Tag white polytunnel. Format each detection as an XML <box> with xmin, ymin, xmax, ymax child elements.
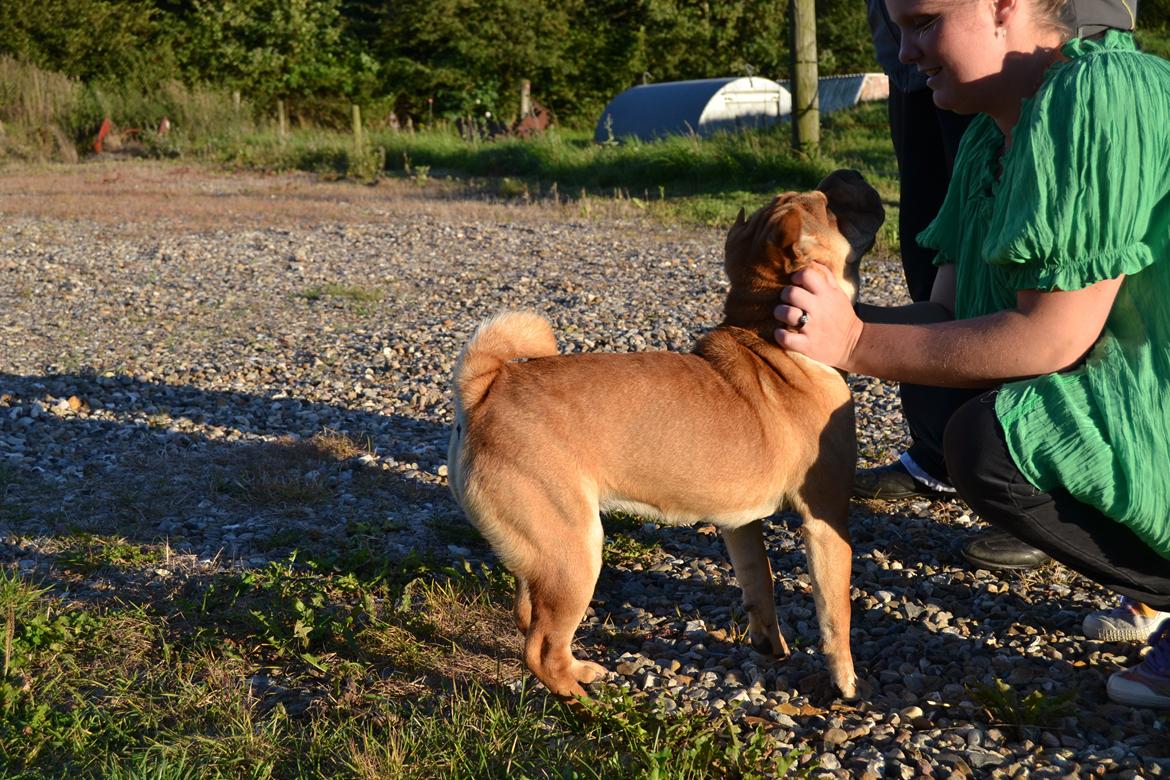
<box><xmin>594</xmin><ymin>73</ymin><xmax>889</xmax><ymax>144</ymax></box>
<box><xmin>593</xmin><ymin>77</ymin><xmax>791</xmax><ymax>143</ymax></box>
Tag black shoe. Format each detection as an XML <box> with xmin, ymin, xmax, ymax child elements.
<box><xmin>961</xmin><ymin>530</ymin><xmax>1052</xmax><ymax>571</ymax></box>
<box><xmin>854</xmin><ymin>462</ymin><xmax>949</xmax><ymax>500</ymax></box>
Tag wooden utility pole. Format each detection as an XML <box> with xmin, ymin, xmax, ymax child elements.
<box><xmin>352</xmin><ymin>104</ymin><xmax>364</xmax><ymax>148</ymax></box>
<box><xmin>519</xmin><ymin>79</ymin><xmax>532</xmax><ymax>117</ymax></box>
<box><xmin>277</xmin><ymin>100</ymin><xmax>288</xmax><ymax>140</ymax></box>
<box><xmin>789</xmin><ymin>0</ymin><xmax>819</xmax><ymax>152</ymax></box>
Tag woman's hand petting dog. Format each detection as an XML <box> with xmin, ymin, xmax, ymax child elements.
<box><xmin>774</xmin><ymin>263</ymin><xmax>864</xmax><ymax>371</ymax></box>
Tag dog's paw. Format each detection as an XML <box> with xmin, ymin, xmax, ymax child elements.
<box><xmin>796</xmin><ymin>670</ymin><xmax>857</xmax><ymax>705</ymax></box>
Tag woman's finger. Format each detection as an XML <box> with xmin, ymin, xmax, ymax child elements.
<box><xmin>774</xmin><ymin>303</ymin><xmax>807</xmax><ymax>329</ymax></box>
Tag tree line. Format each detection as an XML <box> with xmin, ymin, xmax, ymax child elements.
<box><xmin>0</xmin><ymin>0</ymin><xmax>876</xmax><ymax>128</ymax></box>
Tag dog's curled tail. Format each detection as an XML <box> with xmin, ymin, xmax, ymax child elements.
<box><xmin>454</xmin><ymin>310</ymin><xmax>558</xmax><ymax>411</ymax></box>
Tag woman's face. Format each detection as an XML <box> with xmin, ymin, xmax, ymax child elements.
<box><xmin>886</xmin><ymin>0</ymin><xmax>1006</xmax><ymax>114</ymax></box>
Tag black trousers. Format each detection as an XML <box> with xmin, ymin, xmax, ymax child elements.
<box><xmin>887</xmin><ymin>88</ymin><xmax>974</xmax><ymax>303</ymax></box>
<box><xmin>916</xmin><ymin>387</ymin><xmax>1170</xmax><ymax>610</ymax></box>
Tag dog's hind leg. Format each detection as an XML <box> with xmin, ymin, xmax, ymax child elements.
<box><xmin>721</xmin><ymin>520</ymin><xmax>789</xmax><ymax>658</ymax></box>
<box><xmin>521</xmin><ymin>509</ymin><xmax>607</xmax><ymax>698</ymax></box>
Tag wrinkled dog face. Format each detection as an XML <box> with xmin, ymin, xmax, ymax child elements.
<box><xmin>723</xmin><ymin>170</ymin><xmax>885</xmax><ymax>303</ymax></box>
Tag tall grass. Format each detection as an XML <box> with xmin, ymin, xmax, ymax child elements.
<box><xmin>0</xmin><ymin>56</ymin><xmax>82</xmax><ymax>129</ymax></box>
<box><xmin>0</xmin><ymin>57</ymin><xmax>252</xmax><ymax>160</ymax></box>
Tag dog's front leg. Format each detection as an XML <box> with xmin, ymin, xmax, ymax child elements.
<box><xmin>721</xmin><ymin>519</ymin><xmax>789</xmax><ymax>658</ymax></box>
<box><xmin>799</xmin><ymin>507</ymin><xmax>856</xmax><ymax>699</ymax></box>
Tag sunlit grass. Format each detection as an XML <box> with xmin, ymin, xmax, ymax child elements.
<box><xmin>0</xmin><ymin>558</ymin><xmax>811</xmax><ymax>778</ymax></box>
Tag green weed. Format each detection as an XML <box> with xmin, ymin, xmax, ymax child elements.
<box><xmin>297</xmin><ymin>284</ymin><xmax>384</xmax><ymax>304</ymax></box>
<box><xmin>968</xmin><ymin>677</ymin><xmax>1076</xmax><ymax>739</ymax></box>
<box><xmin>346</xmin><ymin>144</ymin><xmax>386</xmax><ymax>183</ymax></box>
<box><xmin>55</xmin><ymin>533</ymin><xmax>167</xmax><ymax>575</ymax></box>
<box><xmin>497</xmin><ymin>176</ymin><xmax>529</xmax><ymax>199</ymax></box>
<box><xmin>604</xmin><ymin>532</ymin><xmax>663</xmax><ymax>568</ymax></box>
<box><xmin>209</xmin><ymin>432</ymin><xmax>374</xmax><ymax>509</ymax></box>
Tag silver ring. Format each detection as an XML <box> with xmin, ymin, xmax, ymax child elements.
<box><xmin>796</xmin><ymin>311</ymin><xmax>809</xmax><ymax>330</ymax></box>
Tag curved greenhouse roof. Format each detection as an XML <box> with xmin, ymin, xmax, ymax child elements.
<box><xmin>594</xmin><ymin>77</ymin><xmax>790</xmax><ymax>143</ymax></box>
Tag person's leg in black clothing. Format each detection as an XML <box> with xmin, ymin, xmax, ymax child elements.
<box><xmin>854</xmin><ymin>381</ymin><xmax>1054</xmax><ymax>569</ymax></box>
<box><xmin>944</xmin><ymin>393</ymin><xmax>1170</xmax><ymax>607</ymax></box>
<box><xmin>857</xmin><ymin>90</ymin><xmax>1045</xmax><ymax>567</ymax></box>
<box><xmin>887</xmin><ymin>89</ymin><xmax>973</xmax><ymax>303</ymax></box>
<box><xmin>943</xmin><ymin>393</ymin><xmax>1170</xmax><ymax>707</ymax></box>
<box><xmin>856</xmin><ymin>91</ymin><xmax>978</xmax><ymax>497</ymax></box>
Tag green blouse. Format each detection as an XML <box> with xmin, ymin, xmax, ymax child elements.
<box><xmin>918</xmin><ymin>31</ymin><xmax>1170</xmax><ymax>560</ymax></box>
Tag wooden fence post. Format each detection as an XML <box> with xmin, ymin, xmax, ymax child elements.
<box><xmin>789</xmin><ymin>0</ymin><xmax>819</xmax><ymax>152</ymax></box>
<box><xmin>520</xmin><ymin>79</ymin><xmax>532</xmax><ymax>117</ymax></box>
<box><xmin>352</xmin><ymin>104</ymin><xmax>363</xmax><ymax>148</ymax></box>
<box><xmin>277</xmin><ymin>99</ymin><xmax>288</xmax><ymax>139</ymax></box>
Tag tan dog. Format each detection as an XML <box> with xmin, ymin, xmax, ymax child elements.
<box><xmin>447</xmin><ymin>170</ymin><xmax>884</xmax><ymax>699</ymax></box>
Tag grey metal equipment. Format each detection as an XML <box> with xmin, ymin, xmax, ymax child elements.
<box><xmin>1063</xmin><ymin>0</ymin><xmax>1138</xmax><ymax>38</ymax></box>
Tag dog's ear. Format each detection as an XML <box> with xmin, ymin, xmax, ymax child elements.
<box><xmin>761</xmin><ymin>202</ymin><xmax>809</xmax><ymax>277</ymax></box>
<box><xmin>816</xmin><ymin>169</ymin><xmax>885</xmax><ymax>261</ymax></box>
<box><xmin>770</xmin><ymin>204</ymin><xmax>804</xmax><ymax>253</ymax></box>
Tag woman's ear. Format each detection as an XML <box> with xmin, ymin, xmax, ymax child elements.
<box><xmin>994</xmin><ymin>0</ymin><xmax>1021</xmax><ymax>28</ymax></box>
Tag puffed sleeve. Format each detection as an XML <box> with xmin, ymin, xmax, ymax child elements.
<box><xmin>985</xmin><ymin>36</ymin><xmax>1168</xmax><ymax>290</ymax></box>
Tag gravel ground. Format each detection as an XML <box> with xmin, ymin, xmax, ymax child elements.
<box><xmin>1</xmin><ymin>162</ymin><xmax>1167</xmax><ymax>777</ymax></box>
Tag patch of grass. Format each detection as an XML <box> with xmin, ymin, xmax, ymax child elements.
<box><xmin>200</xmin><ymin>102</ymin><xmax>897</xmax><ymax>230</ymax></box>
<box><xmin>210</xmin><ymin>431</ymin><xmax>373</xmax><ymax>509</ymax></box>
<box><xmin>968</xmin><ymin>678</ymin><xmax>1075</xmax><ymax>739</ymax></box>
<box><xmin>297</xmin><ymin>284</ymin><xmax>384</xmax><ymax>304</ymax></box>
<box><xmin>55</xmin><ymin>533</ymin><xmax>168</xmax><ymax>575</ymax></box>
<box><xmin>604</xmin><ymin>532</ymin><xmax>663</xmax><ymax>568</ymax></box>
<box><xmin>310</xmin><ymin>429</ymin><xmax>375</xmax><ymax>460</ymax></box>
<box><xmin>0</xmin><ymin>550</ymin><xmax>813</xmax><ymax>777</ymax></box>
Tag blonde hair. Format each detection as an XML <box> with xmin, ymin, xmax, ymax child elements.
<box><xmin>1030</xmin><ymin>0</ymin><xmax>1075</xmax><ymax>37</ymax></box>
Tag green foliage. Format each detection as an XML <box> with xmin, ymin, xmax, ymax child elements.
<box><xmin>968</xmin><ymin>678</ymin><xmax>1076</xmax><ymax>739</ymax></box>
<box><xmin>574</xmin><ymin>687</ymin><xmax>811</xmax><ymax>779</ymax></box>
<box><xmin>0</xmin><ymin>0</ymin><xmax>164</xmax><ymax>82</ymax></box>
<box><xmin>815</xmin><ymin>0</ymin><xmax>876</xmax><ymax>75</ymax></box>
<box><xmin>1137</xmin><ymin>26</ymin><xmax>1170</xmax><ymax>59</ymax></box>
<box><xmin>346</xmin><ymin>142</ymin><xmax>386</xmax><ymax>182</ymax></box>
<box><xmin>1140</xmin><ymin>0</ymin><xmax>1170</xmax><ymax>30</ymax></box>
<box><xmin>171</xmin><ymin>0</ymin><xmax>371</xmax><ymax>115</ymax></box>
<box><xmin>55</xmin><ymin>533</ymin><xmax>167</xmax><ymax>575</ymax></box>
<box><xmin>0</xmin><ymin>0</ymin><xmax>877</xmax><ymax>129</ymax></box>
<box><xmin>362</xmin><ymin>0</ymin><xmax>845</xmax><ymax>125</ymax></box>
<box><xmin>604</xmin><ymin>533</ymin><xmax>663</xmax><ymax>568</ymax></box>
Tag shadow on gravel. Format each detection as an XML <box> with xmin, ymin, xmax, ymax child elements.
<box><xmin>0</xmin><ymin>369</ymin><xmax>1121</xmax><ymax>720</ymax></box>
<box><xmin>0</xmin><ymin>370</ymin><xmax>477</xmax><ymax>588</ymax></box>
<box><xmin>586</xmin><ymin>507</ymin><xmax>1094</xmax><ymax>703</ymax></box>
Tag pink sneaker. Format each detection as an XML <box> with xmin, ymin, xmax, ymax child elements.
<box><xmin>1107</xmin><ymin>619</ymin><xmax>1170</xmax><ymax>708</ymax></box>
